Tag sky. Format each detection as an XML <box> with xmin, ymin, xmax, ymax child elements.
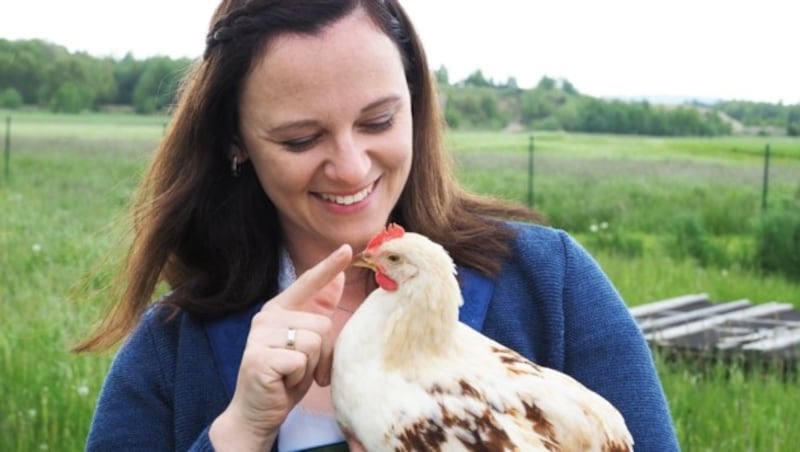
<box><xmin>1</xmin><ymin>0</ymin><xmax>798</xmax><ymax>104</ymax></box>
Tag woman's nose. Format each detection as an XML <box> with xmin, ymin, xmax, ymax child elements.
<box><xmin>324</xmin><ymin>133</ymin><xmax>370</xmax><ymax>183</ymax></box>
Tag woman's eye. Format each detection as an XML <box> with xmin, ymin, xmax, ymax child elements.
<box><xmin>281</xmin><ymin>134</ymin><xmax>320</xmax><ymax>151</ymax></box>
<box><xmin>362</xmin><ymin>115</ymin><xmax>394</xmax><ymax>133</ymax></box>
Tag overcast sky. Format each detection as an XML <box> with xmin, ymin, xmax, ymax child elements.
<box><xmin>1</xmin><ymin>0</ymin><xmax>798</xmax><ymax>104</ymax></box>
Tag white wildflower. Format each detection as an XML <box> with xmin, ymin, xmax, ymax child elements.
<box><xmin>589</xmin><ymin>224</ymin><xmax>599</xmax><ymax>233</ymax></box>
<box><xmin>600</xmin><ymin>221</ymin><xmax>609</xmax><ymax>230</ymax></box>
<box><xmin>32</xmin><ymin>243</ymin><xmax>42</xmax><ymax>253</ymax></box>
<box><xmin>28</xmin><ymin>409</ymin><xmax>37</xmax><ymax>418</ymax></box>
<box><xmin>77</xmin><ymin>384</ymin><xmax>90</xmax><ymax>397</ymax></box>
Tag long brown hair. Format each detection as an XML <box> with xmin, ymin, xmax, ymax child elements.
<box><xmin>75</xmin><ymin>0</ymin><xmax>540</xmax><ymax>352</ymax></box>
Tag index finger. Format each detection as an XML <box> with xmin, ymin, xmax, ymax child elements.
<box><xmin>273</xmin><ymin>244</ymin><xmax>352</xmax><ymax>311</ymax></box>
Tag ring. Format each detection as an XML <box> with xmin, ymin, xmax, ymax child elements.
<box><xmin>286</xmin><ymin>327</ymin><xmax>297</xmax><ymax>350</ymax></box>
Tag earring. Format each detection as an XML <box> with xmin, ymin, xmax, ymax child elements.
<box><xmin>231</xmin><ymin>156</ymin><xmax>240</xmax><ymax>177</ymax></box>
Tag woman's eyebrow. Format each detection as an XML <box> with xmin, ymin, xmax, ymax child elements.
<box><xmin>267</xmin><ymin>119</ymin><xmax>319</xmax><ymax>135</ymax></box>
<box><xmin>360</xmin><ymin>95</ymin><xmax>402</xmax><ymax>113</ymax></box>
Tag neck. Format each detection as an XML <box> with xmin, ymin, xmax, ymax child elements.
<box><xmin>381</xmin><ymin>277</ymin><xmax>461</xmax><ymax>370</ymax></box>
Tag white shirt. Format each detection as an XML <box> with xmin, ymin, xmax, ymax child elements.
<box><xmin>276</xmin><ymin>249</ymin><xmax>347</xmax><ymax>451</ymax></box>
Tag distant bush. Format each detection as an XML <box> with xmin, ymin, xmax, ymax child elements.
<box><xmin>753</xmin><ymin>208</ymin><xmax>800</xmax><ymax>280</ymax></box>
<box><xmin>666</xmin><ymin>214</ymin><xmax>728</xmax><ymax>267</ymax></box>
<box><xmin>583</xmin><ymin>222</ymin><xmax>644</xmax><ymax>258</ymax></box>
<box><xmin>531</xmin><ymin>116</ymin><xmax>562</xmax><ymax>131</ymax></box>
<box><xmin>50</xmin><ymin>82</ymin><xmax>93</xmax><ymax>113</ymax></box>
<box><xmin>0</xmin><ymin>87</ymin><xmax>23</xmax><ymax>109</ymax></box>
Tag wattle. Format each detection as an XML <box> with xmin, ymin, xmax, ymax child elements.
<box><xmin>375</xmin><ymin>271</ymin><xmax>398</xmax><ymax>291</ymax></box>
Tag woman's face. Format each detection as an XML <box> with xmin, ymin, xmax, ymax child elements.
<box><xmin>238</xmin><ymin>10</ymin><xmax>413</xmax><ymax>264</ymax></box>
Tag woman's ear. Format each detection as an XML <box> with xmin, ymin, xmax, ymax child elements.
<box><xmin>229</xmin><ymin>143</ymin><xmax>250</xmax><ymax>178</ymax></box>
<box><xmin>229</xmin><ymin>137</ymin><xmax>250</xmax><ymax>163</ymax></box>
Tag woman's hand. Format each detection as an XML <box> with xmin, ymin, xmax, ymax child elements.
<box><xmin>209</xmin><ymin>244</ymin><xmax>352</xmax><ymax>451</ymax></box>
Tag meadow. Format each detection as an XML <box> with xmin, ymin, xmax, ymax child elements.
<box><xmin>1</xmin><ymin>110</ymin><xmax>799</xmax><ymax>451</ymax></box>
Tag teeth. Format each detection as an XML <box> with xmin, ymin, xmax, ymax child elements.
<box><xmin>321</xmin><ymin>185</ymin><xmax>373</xmax><ymax>206</ymax></box>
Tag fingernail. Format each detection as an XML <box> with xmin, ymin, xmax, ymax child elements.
<box><xmin>333</xmin><ymin>244</ymin><xmax>349</xmax><ymax>259</ymax></box>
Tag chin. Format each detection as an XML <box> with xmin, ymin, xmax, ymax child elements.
<box><xmin>347</xmin><ymin>219</ymin><xmax>393</xmax><ymax>248</ymax></box>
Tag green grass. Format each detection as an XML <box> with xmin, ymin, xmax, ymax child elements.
<box><xmin>656</xmin><ymin>354</ymin><xmax>800</xmax><ymax>451</ymax></box>
<box><xmin>1</xmin><ymin>111</ymin><xmax>151</xmax><ymax>451</ymax></box>
<box><xmin>2</xmin><ymin>111</ymin><xmax>799</xmax><ymax>450</ymax></box>
<box><xmin>447</xmin><ymin>130</ymin><xmax>800</xmax><ymax>161</ymax></box>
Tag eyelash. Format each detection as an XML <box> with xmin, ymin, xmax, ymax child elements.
<box><xmin>362</xmin><ymin>115</ymin><xmax>394</xmax><ymax>133</ymax></box>
<box><xmin>282</xmin><ymin>134</ymin><xmax>321</xmax><ymax>151</ymax></box>
<box><xmin>279</xmin><ymin>114</ymin><xmax>395</xmax><ymax>152</ymax></box>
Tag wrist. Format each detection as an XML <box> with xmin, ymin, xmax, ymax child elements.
<box><xmin>209</xmin><ymin>408</ymin><xmax>278</xmax><ymax>452</ymax></box>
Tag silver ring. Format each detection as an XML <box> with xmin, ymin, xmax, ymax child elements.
<box><xmin>286</xmin><ymin>327</ymin><xmax>297</xmax><ymax>350</ymax></box>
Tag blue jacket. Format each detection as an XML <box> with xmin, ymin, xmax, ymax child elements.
<box><xmin>87</xmin><ymin>223</ymin><xmax>680</xmax><ymax>451</ymax></box>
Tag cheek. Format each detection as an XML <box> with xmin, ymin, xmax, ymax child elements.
<box><xmin>384</xmin><ymin>119</ymin><xmax>414</xmax><ymax>180</ymax></box>
<box><xmin>249</xmin><ymin>152</ymin><xmax>316</xmax><ymax>202</ymax></box>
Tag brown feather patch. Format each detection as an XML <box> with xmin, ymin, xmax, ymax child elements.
<box><xmin>393</xmin><ymin>377</ymin><xmax>566</xmax><ymax>451</ymax></box>
<box><xmin>491</xmin><ymin>346</ymin><xmax>544</xmax><ymax>376</ymax></box>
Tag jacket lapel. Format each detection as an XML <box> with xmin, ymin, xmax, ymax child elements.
<box><xmin>457</xmin><ymin>266</ymin><xmax>495</xmax><ymax>331</ymax></box>
<box><xmin>204</xmin><ymin>301</ymin><xmax>265</xmax><ymax>399</ymax></box>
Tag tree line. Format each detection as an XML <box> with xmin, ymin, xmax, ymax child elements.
<box><xmin>1</xmin><ymin>38</ymin><xmax>798</xmax><ymax>136</ymax></box>
<box><xmin>438</xmin><ymin>68</ymin><xmax>799</xmax><ymax>136</ymax></box>
<box><xmin>0</xmin><ymin>39</ymin><xmax>190</xmax><ymax>114</ymax></box>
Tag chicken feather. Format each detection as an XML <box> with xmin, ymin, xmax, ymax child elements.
<box><xmin>332</xmin><ymin>226</ymin><xmax>633</xmax><ymax>451</ymax></box>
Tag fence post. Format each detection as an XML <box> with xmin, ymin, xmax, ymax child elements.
<box><xmin>4</xmin><ymin>116</ymin><xmax>9</xmax><ymax>179</ymax></box>
<box><xmin>761</xmin><ymin>143</ymin><xmax>770</xmax><ymax>212</ymax></box>
<box><xmin>527</xmin><ymin>134</ymin><xmax>535</xmax><ymax>208</ymax></box>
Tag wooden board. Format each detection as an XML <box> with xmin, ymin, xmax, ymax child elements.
<box><xmin>630</xmin><ymin>294</ymin><xmax>800</xmax><ymax>365</ymax></box>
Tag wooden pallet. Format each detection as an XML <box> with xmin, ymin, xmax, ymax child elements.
<box><xmin>630</xmin><ymin>293</ymin><xmax>800</xmax><ymax>366</ymax></box>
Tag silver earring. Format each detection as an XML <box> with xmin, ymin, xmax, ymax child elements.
<box><xmin>231</xmin><ymin>156</ymin><xmax>240</xmax><ymax>177</ymax></box>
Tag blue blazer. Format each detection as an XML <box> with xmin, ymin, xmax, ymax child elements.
<box><xmin>87</xmin><ymin>223</ymin><xmax>680</xmax><ymax>451</ymax></box>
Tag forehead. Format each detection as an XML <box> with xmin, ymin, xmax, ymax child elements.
<box><xmin>240</xmin><ymin>9</ymin><xmax>407</xmax><ymax>117</ymax></box>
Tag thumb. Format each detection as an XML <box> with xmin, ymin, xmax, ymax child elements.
<box><xmin>274</xmin><ymin>244</ymin><xmax>352</xmax><ymax>314</ymax></box>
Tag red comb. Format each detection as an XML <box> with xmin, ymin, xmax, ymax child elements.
<box><xmin>366</xmin><ymin>223</ymin><xmax>405</xmax><ymax>250</ymax></box>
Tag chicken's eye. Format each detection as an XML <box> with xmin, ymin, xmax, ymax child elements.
<box><xmin>387</xmin><ymin>254</ymin><xmax>401</xmax><ymax>263</ymax></box>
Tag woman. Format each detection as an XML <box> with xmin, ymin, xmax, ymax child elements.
<box><xmin>78</xmin><ymin>0</ymin><xmax>679</xmax><ymax>450</ymax></box>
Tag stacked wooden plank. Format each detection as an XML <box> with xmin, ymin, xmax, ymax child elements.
<box><xmin>630</xmin><ymin>293</ymin><xmax>800</xmax><ymax>367</ymax></box>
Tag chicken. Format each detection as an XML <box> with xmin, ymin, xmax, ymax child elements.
<box><xmin>331</xmin><ymin>224</ymin><xmax>633</xmax><ymax>451</ymax></box>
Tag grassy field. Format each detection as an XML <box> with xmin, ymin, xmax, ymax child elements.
<box><xmin>2</xmin><ymin>110</ymin><xmax>799</xmax><ymax>451</ymax></box>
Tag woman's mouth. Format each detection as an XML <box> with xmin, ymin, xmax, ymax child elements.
<box><xmin>318</xmin><ymin>182</ymin><xmax>375</xmax><ymax>206</ymax></box>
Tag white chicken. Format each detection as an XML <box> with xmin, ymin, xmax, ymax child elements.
<box><xmin>331</xmin><ymin>224</ymin><xmax>634</xmax><ymax>451</ymax></box>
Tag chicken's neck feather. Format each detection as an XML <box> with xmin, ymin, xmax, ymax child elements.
<box><xmin>380</xmin><ymin>269</ymin><xmax>463</xmax><ymax>371</ymax></box>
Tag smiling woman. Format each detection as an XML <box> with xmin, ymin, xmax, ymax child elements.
<box><xmin>73</xmin><ymin>1</ymin><xmax>678</xmax><ymax>451</ymax></box>
<box><xmin>236</xmin><ymin>11</ymin><xmax>414</xmax><ymax>262</ymax></box>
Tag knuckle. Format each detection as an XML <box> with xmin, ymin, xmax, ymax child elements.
<box><xmin>316</xmin><ymin>316</ymin><xmax>333</xmax><ymax>335</ymax></box>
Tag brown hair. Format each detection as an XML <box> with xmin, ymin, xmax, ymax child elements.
<box><xmin>75</xmin><ymin>0</ymin><xmax>541</xmax><ymax>352</ymax></box>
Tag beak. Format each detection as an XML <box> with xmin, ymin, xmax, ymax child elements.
<box><xmin>352</xmin><ymin>251</ymin><xmax>377</xmax><ymax>271</ymax></box>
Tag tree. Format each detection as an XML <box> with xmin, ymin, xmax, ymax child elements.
<box><xmin>561</xmin><ymin>79</ymin><xmax>579</xmax><ymax>95</ymax></box>
<box><xmin>463</xmin><ymin>70</ymin><xmax>493</xmax><ymax>88</ymax></box>
<box><xmin>503</xmin><ymin>76</ymin><xmax>519</xmax><ymax>90</ymax></box>
<box><xmin>132</xmin><ymin>57</ymin><xmax>190</xmax><ymax>114</ymax></box>
<box><xmin>0</xmin><ymin>39</ymin><xmax>53</xmax><ymax>104</ymax></box>
<box><xmin>0</xmin><ymin>87</ymin><xmax>23</xmax><ymax>108</ymax></box>
<box><xmin>536</xmin><ymin>76</ymin><xmax>557</xmax><ymax>91</ymax></box>
<box><xmin>50</xmin><ymin>82</ymin><xmax>92</xmax><ymax>113</ymax></box>
<box><xmin>434</xmin><ymin>65</ymin><xmax>449</xmax><ymax>86</ymax></box>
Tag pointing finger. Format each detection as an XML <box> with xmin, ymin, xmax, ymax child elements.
<box><xmin>272</xmin><ymin>244</ymin><xmax>352</xmax><ymax>313</ymax></box>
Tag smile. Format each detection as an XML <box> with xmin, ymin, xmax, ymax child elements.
<box><xmin>319</xmin><ymin>183</ymin><xmax>375</xmax><ymax>206</ymax></box>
